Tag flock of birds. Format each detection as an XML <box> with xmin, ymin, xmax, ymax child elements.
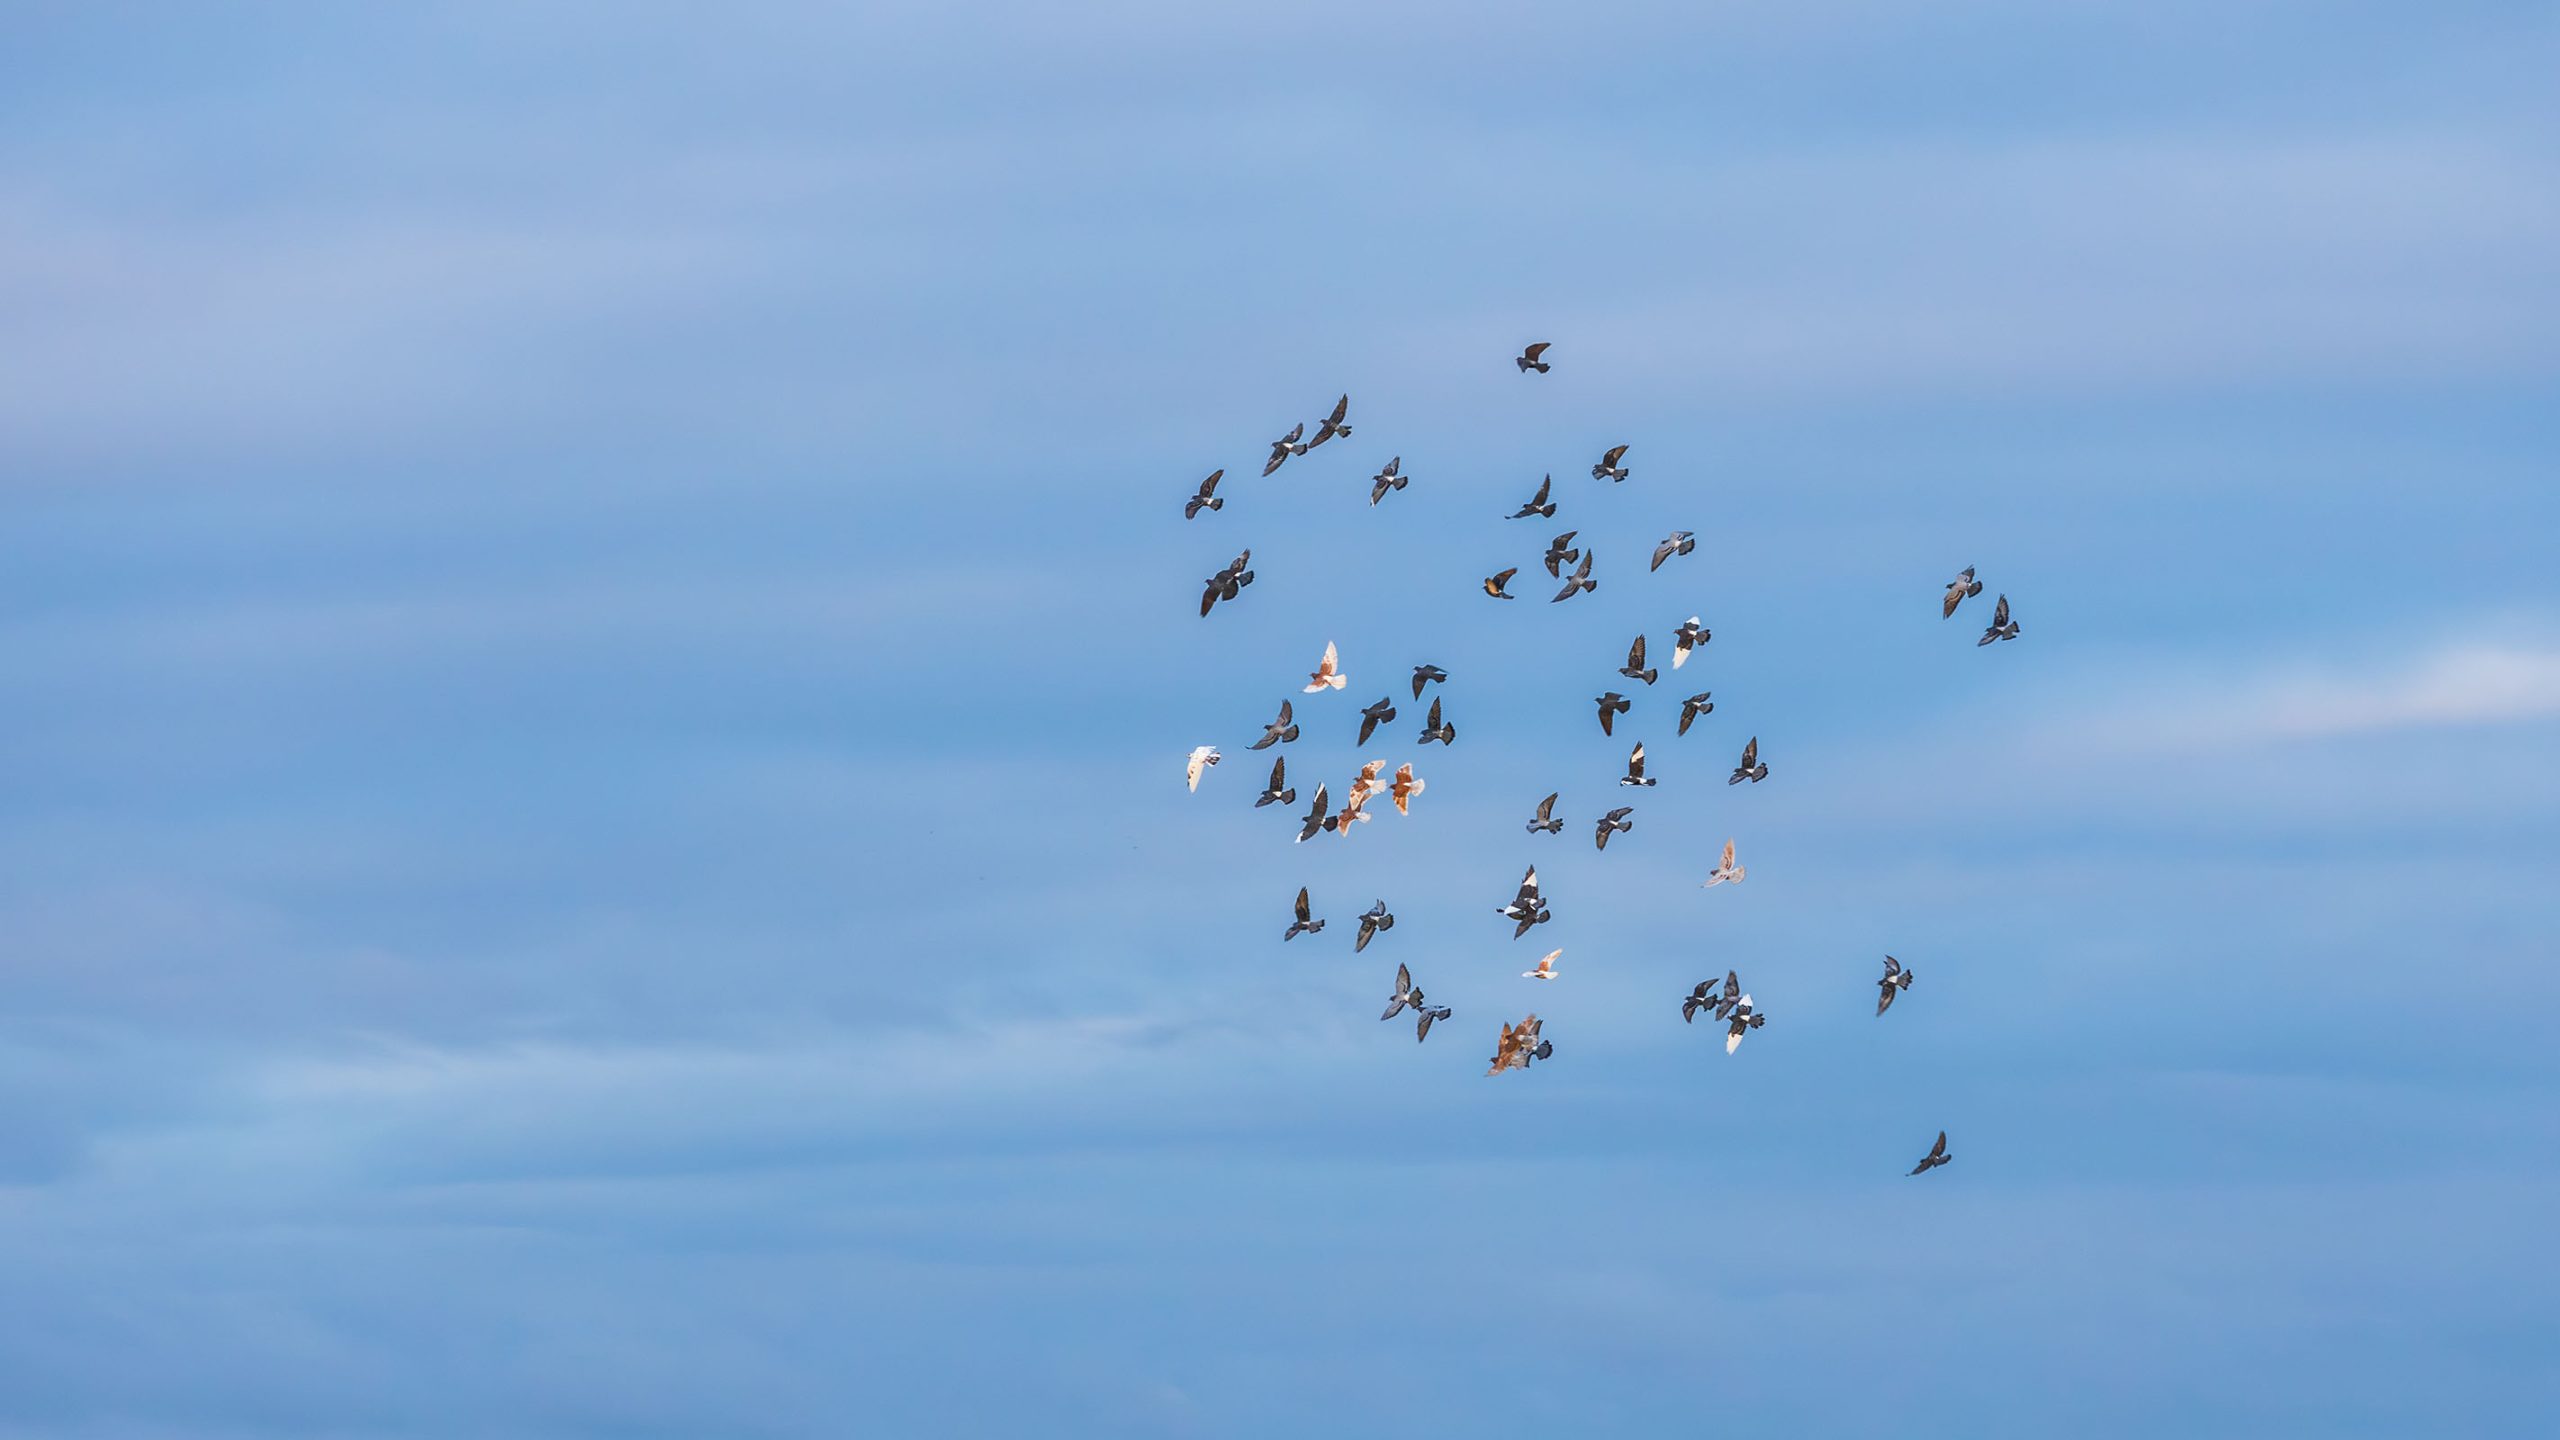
<box><xmin>1179</xmin><ymin>343</ymin><xmax>2022</xmax><ymax>1176</ymax></box>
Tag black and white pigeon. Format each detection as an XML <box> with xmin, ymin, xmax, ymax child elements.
<box><xmin>1357</xmin><ymin>696</ymin><xmax>1398</xmax><ymax>747</ymax></box>
<box><xmin>1497</xmin><ymin>866</ymin><xmax>1551</xmax><ymax>938</ymax></box>
<box><xmin>1510</xmin><ymin>475</ymin><xmax>1556</xmax><ymax>520</ymax></box>
<box><xmin>1416</xmin><ymin>696</ymin><xmax>1456</xmax><ymax>746</ymax></box>
<box><xmin>1255</xmin><ymin>755</ymin><xmax>1296</xmax><ymax>808</ymax></box>
<box><xmin>1650</xmin><ymin>531</ymin><xmax>1695</xmax><ymax>573</ymax></box>
<box><xmin>1355</xmin><ymin>899</ymin><xmax>1396</xmax><ymax>954</ymax></box>
<box><xmin>1516</xmin><ymin>341</ymin><xmax>1552</xmax><ymax>374</ymax></box>
<box><xmin>1592</xmin><ymin>444</ymin><xmax>1629</xmax><ymax>483</ymax></box>
<box><xmin>1283</xmin><ymin>886</ymin><xmax>1324</xmax><ymax>941</ymax></box>
<box><xmin>1199</xmin><ymin>548</ymin><xmax>1255</xmax><ymax>618</ymax></box>
<box><xmin>1185</xmin><ymin>469</ymin><xmax>1224</xmax><ymax>519</ymax></box>
<box><xmin>1677</xmin><ymin>692</ymin><xmax>1715</xmax><ymax>736</ymax></box>
<box><xmin>1250</xmin><ymin>699</ymin><xmax>1299</xmax><ymax>750</ymax></box>
<box><xmin>1877</xmin><ymin>956</ymin><xmax>1914</xmax><ymax>1016</ymax></box>
<box><xmin>1368</xmin><ymin>456</ymin><xmax>1407</xmax><ymax>506</ymax></box>
<box><xmin>1551</xmin><ymin>550</ymin><xmax>1596</xmax><ymax>603</ymax></box>
<box><xmin>1620</xmin><ymin>635</ymin><xmax>1658</xmax><ymax>686</ymax></box>
<box><xmin>1723</xmin><ymin>990</ymin><xmax>1766</xmax><ymax>1054</ymax></box>
<box><xmin>1909</xmin><ymin>1131</ymin><xmax>1952</xmax><ymax>1175</ymax></box>
<box><xmin>1727</xmin><ymin>736</ymin><xmax>1768</xmax><ymax>785</ymax></box>
<box><xmin>1542</xmin><ymin>530</ymin><xmax>1580</xmax><ymax>578</ymax></box>
<box><xmin>1307</xmin><ymin>394</ymin><xmax>1352</xmax><ymax>451</ymax></box>
<box><xmin>1410</xmin><ymin>664</ymin><xmax>1447</xmax><ymax>701</ymax></box>
<box><xmin>1681</xmin><ymin>980</ymin><xmax>1720</xmax><ymax>1025</ymax></box>
<box><xmin>1295</xmin><ymin>783</ymin><xmax>1332</xmax><ymax>843</ymax></box>
<box><xmin>1942</xmin><ymin>566</ymin><xmax>1984</xmax><ymax>619</ymax></box>
<box><xmin>1594</xmin><ymin>806</ymin><xmax>1634</xmax><ymax>851</ymax></box>
<box><xmin>1525</xmin><ymin>791</ymin><xmax>1564</xmax><ymax>835</ymax></box>
<box><xmin>1263</xmin><ymin>424</ymin><xmax>1303</xmax><ymax>476</ymax></box>
<box><xmin>1978</xmin><ymin>594</ymin><xmax>2020</xmax><ymax>646</ymax></box>
<box><xmin>1483</xmin><ymin>567</ymin><xmax>1518</xmax><ymax>599</ymax></box>
<box><xmin>1595</xmin><ymin>691</ymin><xmax>1631</xmax><ymax>736</ymax></box>
<box><xmin>1620</xmin><ymin>741</ymin><xmax>1656</xmax><ymax>787</ymax></box>
<box><xmin>1671</xmin><ymin>616</ymin><xmax>1710</xmax><ymax>668</ymax></box>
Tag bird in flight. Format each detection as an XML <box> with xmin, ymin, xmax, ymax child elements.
<box><xmin>1942</xmin><ymin>566</ymin><xmax>1984</xmax><ymax>619</ymax></box>
<box><xmin>1525</xmin><ymin>791</ymin><xmax>1564</xmax><ymax>835</ymax></box>
<box><xmin>1355</xmin><ymin>899</ymin><xmax>1396</xmax><ymax>953</ymax></box>
<box><xmin>1368</xmin><ymin>456</ymin><xmax>1407</xmax><ymax>506</ymax></box>
<box><xmin>1542</xmin><ymin>530</ymin><xmax>1580</xmax><ymax>578</ymax></box>
<box><xmin>1255</xmin><ymin>755</ymin><xmax>1295</xmax><ymax>808</ymax></box>
<box><xmin>1681</xmin><ymin>980</ymin><xmax>1722</xmax><ymax>1026</ymax></box>
<box><xmin>1304</xmin><ymin>641</ymin><xmax>1347</xmax><ymax>692</ymax></box>
<box><xmin>1487</xmin><ymin>1014</ymin><xmax>1552</xmax><ymax>1074</ymax></box>
<box><xmin>1620</xmin><ymin>741</ymin><xmax>1656</xmax><ymax>787</ymax></box>
<box><xmin>1283</xmin><ymin>886</ymin><xmax>1324</xmax><ymax>941</ymax></box>
<box><xmin>1382</xmin><ymin>963</ymin><xmax>1451</xmax><ymax>1042</ymax></box>
<box><xmin>1594</xmin><ymin>691</ymin><xmax>1630</xmax><ymax>736</ymax></box>
<box><xmin>1295</xmin><ymin>783</ymin><xmax>1332</xmax><ymax>843</ymax></box>
<box><xmin>1263</xmin><ymin>423</ymin><xmax>1304</xmax><ymax>476</ymax></box>
<box><xmin>1483</xmin><ymin>567</ymin><xmax>1519</xmax><ymax>599</ymax></box>
<box><xmin>1333</xmin><ymin>764</ymin><xmax>1379</xmax><ymax>834</ymax></box>
<box><xmin>1510</xmin><ymin>475</ymin><xmax>1556</xmax><ymax>519</ymax></box>
<box><xmin>1390</xmin><ymin>762</ymin><xmax>1424</xmax><ymax>815</ymax></box>
<box><xmin>1671</xmin><ymin>616</ymin><xmax>1709</xmax><ymax>668</ymax></box>
<box><xmin>1909</xmin><ymin>1131</ymin><xmax>1952</xmax><ymax>1175</ymax></box>
<box><xmin>1410</xmin><ymin>663</ymin><xmax>1447</xmax><ymax>700</ymax></box>
<box><xmin>1650</xmin><ymin>531</ymin><xmax>1695</xmax><ymax>573</ymax></box>
<box><xmin>1595</xmin><ymin>806</ymin><xmax>1634</xmax><ymax>850</ymax></box>
<box><xmin>1522</xmin><ymin>949</ymin><xmax>1560</xmax><ymax>980</ymax></box>
<box><xmin>1677</xmin><ymin>691</ymin><xmax>1715</xmax><ymax>736</ymax></box>
<box><xmin>1306</xmin><ymin>394</ymin><xmax>1352</xmax><ymax>451</ymax></box>
<box><xmin>1551</xmin><ymin>550</ymin><xmax>1596</xmax><ymax>603</ymax></box>
<box><xmin>1417</xmin><ymin>696</ymin><xmax>1456</xmax><ymax>746</ymax></box>
<box><xmin>1702</xmin><ymin>838</ymin><xmax>1744</xmax><ymax>887</ymax></box>
<box><xmin>1727</xmin><ymin>736</ymin><xmax>1768</xmax><ymax>785</ymax></box>
<box><xmin>1515</xmin><ymin>341</ymin><xmax>1552</xmax><ymax>374</ymax></box>
<box><xmin>1356</xmin><ymin>696</ymin><xmax>1397</xmax><ymax>747</ymax></box>
<box><xmin>1185</xmin><ymin>745</ymin><xmax>1220</xmax><ymax>793</ymax></box>
<box><xmin>1619</xmin><ymin>635</ymin><xmax>1658</xmax><ymax>686</ymax></box>
<box><xmin>1199</xmin><ymin>548</ymin><xmax>1254</xmax><ymax>618</ymax></box>
<box><xmin>1250</xmin><ymin>699</ymin><xmax>1299</xmax><ymax>750</ymax></box>
<box><xmin>1723</xmin><ymin>991</ymin><xmax>1766</xmax><ymax>1055</ymax></box>
<box><xmin>1978</xmin><ymin>594</ymin><xmax>2020</xmax><ymax>646</ymax></box>
<box><xmin>1185</xmin><ymin>469</ymin><xmax>1224</xmax><ymax>519</ymax></box>
<box><xmin>1877</xmin><ymin>956</ymin><xmax>1914</xmax><ymax>1015</ymax></box>
<box><xmin>1592</xmin><ymin>444</ymin><xmax>1629</xmax><ymax>483</ymax></box>
<box><xmin>1497</xmin><ymin>866</ymin><xmax>1551</xmax><ymax>937</ymax></box>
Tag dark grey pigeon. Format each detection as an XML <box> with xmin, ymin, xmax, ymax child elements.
<box><xmin>1295</xmin><ymin>783</ymin><xmax>1332</xmax><ymax>843</ymax></box>
<box><xmin>1681</xmin><ymin>980</ymin><xmax>1717</xmax><ymax>1025</ymax></box>
<box><xmin>1410</xmin><ymin>663</ymin><xmax>1448</xmax><ymax>701</ymax></box>
<box><xmin>1650</xmin><ymin>531</ymin><xmax>1695</xmax><ymax>573</ymax></box>
<box><xmin>1250</xmin><ymin>699</ymin><xmax>1299</xmax><ymax>750</ymax></box>
<box><xmin>1677</xmin><ymin>691</ymin><xmax>1714</xmax><ymax>736</ymax></box>
<box><xmin>1542</xmin><ymin>530</ymin><xmax>1580</xmax><ymax>578</ymax></box>
<box><xmin>1283</xmin><ymin>886</ymin><xmax>1324</xmax><ymax>941</ymax></box>
<box><xmin>1909</xmin><ymin>1130</ymin><xmax>1952</xmax><ymax>1175</ymax></box>
<box><xmin>1185</xmin><ymin>469</ymin><xmax>1224</xmax><ymax>519</ymax></box>
<box><xmin>1978</xmin><ymin>593</ymin><xmax>2020</xmax><ymax>646</ymax></box>
<box><xmin>1727</xmin><ymin>736</ymin><xmax>1767</xmax><ymax>785</ymax></box>
<box><xmin>1551</xmin><ymin>550</ymin><xmax>1596</xmax><ymax>603</ymax></box>
<box><xmin>1414</xmin><ymin>1002</ymin><xmax>1451</xmax><ymax>1042</ymax></box>
<box><xmin>1255</xmin><ymin>755</ymin><xmax>1296</xmax><ymax>809</ymax></box>
<box><xmin>1877</xmin><ymin>955</ymin><xmax>1914</xmax><ymax>1016</ymax></box>
<box><xmin>1592</xmin><ymin>444</ymin><xmax>1629</xmax><ymax>483</ymax></box>
<box><xmin>1516</xmin><ymin>341</ymin><xmax>1552</xmax><ymax>374</ymax></box>
<box><xmin>1368</xmin><ymin>456</ymin><xmax>1406</xmax><ymax>506</ymax></box>
<box><xmin>1510</xmin><ymin>474</ymin><xmax>1556</xmax><ymax>519</ymax></box>
<box><xmin>1594</xmin><ymin>806</ymin><xmax>1634</xmax><ymax>851</ymax></box>
<box><xmin>1357</xmin><ymin>696</ymin><xmax>1397</xmax><ymax>747</ymax></box>
<box><xmin>1525</xmin><ymin>792</ymin><xmax>1564</xmax><ymax>835</ymax></box>
<box><xmin>1671</xmin><ymin>616</ymin><xmax>1710</xmax><ymax>669</ymax></box>
<box><xmin>1417</xmin><ymin>696</ymin><xmax>1455</xmax><ymax>746</ymax></box>
<box><xmin>1595</xmin><ymin>691</ymin><xmax>1630</xmax><ymax>736</ymax></box>
<box><xmin>1620</xmin><ymin>741</ymin><xmax>1656</xmax><ymax>787</ymax></box>
<box><xmin>1942</xmin><ymin>566</ymin><xmax>1984</xmax><ymax>619</ymax></box>
<box><xmin>1307</xmin><ymin>394</ymin><xmax>1351</xmax><ymax>450</ymax></box>
<box><xmin>1199</xmin><ymin>548</ymin><xmax>1255</xmax><ymax>618</ymax></box>
<box><xmin>1355</xmin><ymin>899</ymin><xmax>1396</xmax><ymax>954</ymax></box>
<box><xmin>1619</xmin><ymin>635</ymin><xmax>1658</xmax><ymax>686</ymax></box>
<box><xmin>1483</xmin><ymin>567</ymin><xmax>1518</xmax><ymax>599</ymax></box>
<box><xmin>1714</xmin><ymin>969</ymin><xmax>1743</xmax><ymax>1020</ymax></box>
<box><xmin>1263</xmin><ymin>423</ymin><xmax>1303</xmax><ymax>476</ymax></box>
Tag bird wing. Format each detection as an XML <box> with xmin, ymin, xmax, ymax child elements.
<box><xmin>1629</xmin><ymin>742</ymin><xmax>1646</xmax><ymax>778</ymax></box>
<box><xmin>1426</xmin><ymin>697</ymin><xmax>1443</xmax><ymax>730</ymax></box>
<box><xmin>1628</xmin><ymin>635</ymin><xmax>1647</xmax><ymax>669</ymax></box>
<box><xmin>1651</xmin><ymin>538</ymin><xmax>1673</xmax><ymax>571</ymax></box>
<box><xmin>1523</xmin><ymin>342</ymin><xmax>1549</xmax><ymax>363</ymax></box>
<box><xmin>1942</xmin><ymin>582</ymin><xmax>1964</xmax><ymax>619</ymax></box>
<box><xmin>1740</xmin><ymin>737</ymin><xmax>1757</xmax><ymax>768</ymax></box>
<box><xmin>1993</xmin><ymin>594</ymin><xmax>2009</xmax><ymax>626</ymax></box>
<box><xmin>1293</xmin><ymin>887</ymin><xmax>1310</xmax><ymax>922</ymax></box>
<box><xmin>1282</xmin><ymin>423</ymin><xmax>1303</xmax><ymax>444</ymax></box>
<box><xmin>1326</xmin><ymin>395</ymin><xmax>1348</xmax><ymax>425</ymax></box>
<box><xmin>1720</xmin><ymin>838</ymin><xmax>1736</xmax><ymax>870</ymax></box>
<box><xmin>1492</xmin><ymin>568</ymin><xmax>1517</xmax><ymax>589</ymax></box>
<box><xmin>1532</xmin><ymin>475</ymin><xmax>1551</xmax><ymax>505</ymax></box>
<box><xmin>1602</xmin><ymin>444</ymin><xmax>1627</xmax><ymax>467</ymax></box>
<box><xmin>1535</xmin><ymin>792</ymin><xmax>1555</xmax><ymax>821</ymax></box>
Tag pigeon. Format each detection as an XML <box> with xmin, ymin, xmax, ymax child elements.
<box><xmin>1390</xmin><ymin>762</ymin><xmax>1424</xmax><ymax>815</ymax></box>
<box><xmin>1368</xmin><ymin>456</ymin><xmax>1407</xmax><ymax>506</ymax></box>
<box><xmin>1727</xmin><ymin>736</ymin><xmax>1768</xmax><ymax>785</ymax></box>
<box><xmin>1283</xmin><ymin>886</ymin><xmax>1324</xmax><ymax>941</ymax></box>
<box><xmin>1199</xmin><ymin>548</ymin><xmax>1255</xmax><ymax>617</ymax></box>
<box><xmin>1978</xmin><ymin>594</ymin><xmax>2020</xmax><ymax>646</ymax></box>
<box><xmin>1184</xmin><ymin>469</ymin><xmax>1224</xmax><ymax>519</ymax></box>
<box><xmin>1304</xmin><ymin>641</ymin><xmax>1348</xmax><ymax>692</ymax></box>
<box><xmin>1707</xmin><ymin>970</ymin><xmax>1744</xmax><ymax>1020</ymax></box>
<box><xmin>1263</xmin><ymin>423</ymin><xmax>1304</xmax><ymax>476</ymax></box>
<box><xmin>1542</xmin><ymin>530</ymin><xmax>1580</xmax><ymax>578</ymax></box>
<box><xmin>1255</xmin><ymin>755</ymin><xmax>1296</xmax><ymax>808</ymax></box>
<box><xmin>1250</xmin><ymin>699</ymin><xmax>1299</xmax><ymax>750</ymax></box>
<box><xmin>1497</xmin><ymin>866</ymin><xmax>1551</xmax><ymax>937</ymax></box>
<box><xmin>1551</xmin><ymin>550</ymin><xmax>1596</xmax><ymax>603</ymax></box>
<box><xmin>1295</xmin><ymin>783</ymin><xmax>1332</xmax><ymax>843</ymax></box>
<box><xmin>1522</xmin><ymin>949</ymin><xmax>1560</xmax><ymax>980</ymax></box>
<box><xmin>1345</xmin><ymin>757</ymin><xmax>1386</xmax><ymax>808</ymax></box>
<box><xmin>1909</xmin><ymin>1130</ymin><xmax>1951</xmax><ymax>1176</ymax></box>
<box><xmin>1942</xmin><ymin>566</ymin><xmax>1984</xmax><ymax>619</ymax></box>
<box><xmin>1650</xmin><ymin>531</ymin><xmax>1695</xmax><ymax>573</ymax></box>
<box><xmin>1682</xmin><ymin>981</ymin><xmax>1722</xmax><ymax>1026</ymax></box>
<box><xmin>1525</xmin><ymin>791</ymin><xmax>1564</xmax><ymax>835</ymax></box>
<box><xmin>1671</xmin><ymin>616</ymin><xmax>1710</xmax><ymax>669</ymax></box>
<box><xmin>1510</xmin><ymin>475</ymin><xmax>1556</xmax><ymax>520</ymax></box>
<box><xmin>1410</xmin><ymin>663</ymin><xmax>1447</xmax><ymax>701</ymax></box>
<box><xmin>1487</xmin><ymin>1013</ymin><xmax>1552</xmax><ymax>1074</ymax></box>
<box><xmin>1414</xmin><ymin>1003</ymin><xmax>1451</xmax><ymax>1041</ymax></box>
<box><xmin>1677</xmin><ymin>691</ymin><xmax>1715</xmax><ymax>736</ymax></box>
<box><xmin>1619</xmin><ymin>635</ymin><xmax>1658</xmax><ymax>686</ymax></box>
<box><xmin>1483</xmin><ymin>567</ymin><xmax>1519</xmax><ymax>599</ymax></box>
<box><xmin>1701</xmin><ymin>838</ymin><xmax>1744</xmax><ymax>887</ymax></box>
<box><xmin>1357</xmin><ymin>697</ymin><xmax>1397</xmax><ymax>746</ymax></box>
<box><xmin>1515</xmin><ymin>341</ymin><xmax>1552</xmax><ymax>374</ymax></box>
<box><xmin>1355</xmin><ymin>899</ymin><xmax>1396</xmax><ymax>953</ymax></box>
<box><xmin>1381</xmin><ymin>963</ymin><xmax>1451</xmax><ymax>1041</ymax></box>
<box><xmin>1185</xmin><ymin>745</ymin><xmax>1220</xmax><ymax>793</ymax></box>
<box><xmin>1417</xmin><ymin>696</ymin><xmax>1456</xmax><ymax>746</ymax></box>
<box><xmin>1592</xmin><ymin>444</ymin><xmax>1629</xmax><ymax>483</ymax></box>
<box><xmin>1307</xmin><ymin>394</ymin><xmax>1352</xmax><ymax>451</ymax></box>
<box><xmin>1724</xmin><ymin>992</ymin><xmax>1766</xmax><ymax>1054</ymax></box>
<box><xmin>1620</xmin><ymin>741</ymin><xmax>1656</xmax><ymax>787</ymax></box>
<box><xmin>1334</xmin><ymin>764</ymin><xmax>1380</xmax><ymax>834</ymax></box>
<box><xmin>1594</xmin><ymin>691</ymin><xmax>1630</xmax><ymax>736</ymax></box>
<box><xmin>1877</xmin><ymin>955</ymin><xmax>1914</xmax><ymax>1016</ymax></box>
<box><xmin>1595</xmin><ymin>806</ymin><xmax>1634</xmax><ymax>850</ymax></box>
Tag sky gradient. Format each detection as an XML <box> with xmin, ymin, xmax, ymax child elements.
<box><xmin>4</xmin><ymin>3</ymin><xmax>2558</xmax><ymax>1436</ymax></box>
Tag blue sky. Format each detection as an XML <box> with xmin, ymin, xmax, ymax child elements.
<box><xmin>3</xmin><ymin>2</ymin><xmax>2557</xmax><ymax>1435</ymax></box>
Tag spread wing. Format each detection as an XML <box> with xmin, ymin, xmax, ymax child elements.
<box><xmin>1627</xmin><ymin>635</ymin><xmax>1646</xmax><ymax>670</ymax></box>
<box><xmin>1293</xmin><ymin>886</ymin><xmax>1311</xmax><ymax>923</ymax></box>
<box><xmin>1523</xmin><ymin>342</ymin><xmax>1549</xmax><ymax>363</ymax></box>
<box><xmin>1628</xmin><ymin>742</ymin><xmax>1646</xmax><ymax>779</ymax></box>
<box><xmin>1601</xmin><ymin>444</ymin><xmax>1627</xmax><ymax>468</ymax></box>
<box><xmin>1535</xmin><ymin>792</ymin><xmax>1556</xmax><ymax>822</ymax></box>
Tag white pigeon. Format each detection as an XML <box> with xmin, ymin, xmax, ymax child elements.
<box><xmin>1702</xmin><ymin>838</ymin><xmax>1745</xmax><ymax>887</ymax></box>
<box><xmin>1522</xmin><ymin>949</ymin><xmax>1560</xmax><ymax>980</ymax></box>
<box><xmin>1185</xmin><ymin>745</ymin><xmax>1220</xmax><ymax>793</ymax></box>
<box><xmin>1303</xmin><ymin>640</ymin><xmax>1348</xmax><ymax>693</ymax></box>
